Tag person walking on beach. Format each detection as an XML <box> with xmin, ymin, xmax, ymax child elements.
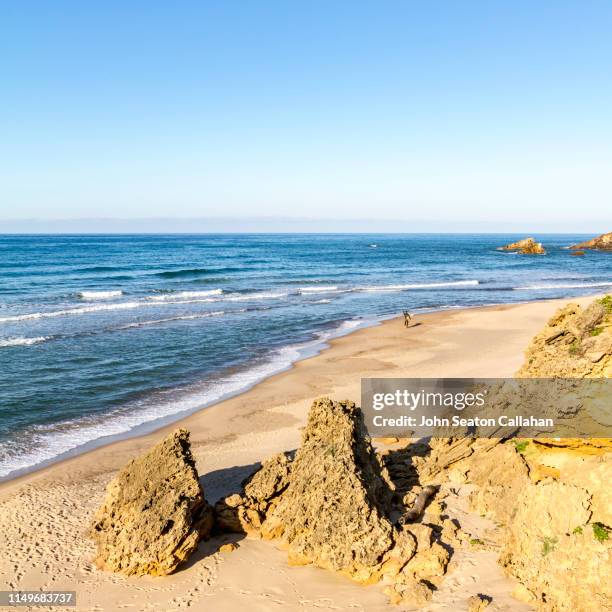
<box><xmin>403</xmin><ymin>310</ymin><xmax>412</xmax><ymax>328</ymax></box>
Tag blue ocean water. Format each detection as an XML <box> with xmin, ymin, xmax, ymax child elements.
<box><xmin>0</xmin><ymin>233</ymin><xmax>610</xmax><ymax>479</ymax></box>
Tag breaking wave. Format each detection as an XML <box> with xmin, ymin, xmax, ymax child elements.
<box><xmin>0</xmin><ymin>336</ymin><xmax>50</xmax><ymax>348</ymax></box>
<box><xmin>78</xmin><ymin>290</ymin><xmax>123</xmax><ymax>300</ymax></box>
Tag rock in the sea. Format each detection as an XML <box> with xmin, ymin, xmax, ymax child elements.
<box><xmin>498</xmin><ymin>237</ymin><xmax>546</xmax><ymax>254</ymax></box>
<box><xmin>570</xmin><ymin>250</ymin><xmax>585</xmax><ymax>256</ymax></box>
<box><xmin>90</xmin><ymin>429</ymin><xmax>213</xmax><ymax>576</ymax></box>
<box><xmin>570</xmin><ymin>231</ymin><xmax>612</xmax><ymax>251</ymax></box>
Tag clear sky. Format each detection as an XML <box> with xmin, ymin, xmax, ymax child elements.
<box><xmin>1</xmin><ymin>1</ymin><xmax>611</xmax><ymax>230</ymax></box>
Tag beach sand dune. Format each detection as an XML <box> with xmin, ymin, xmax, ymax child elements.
<box><xmin>0</xmin><ymin>296</ymin><xmax>601</xmax><ymax>611</ymax></box>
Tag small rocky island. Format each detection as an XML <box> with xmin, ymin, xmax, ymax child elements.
<box><xmin>498</xmin><ymin>237</ymin><xmax>546</xmax><ymax>255</ymax></box>
<box><xmin>570</xmin><ymin>231</ymin><xmax>612</xmax><ymax>251</ymax></box>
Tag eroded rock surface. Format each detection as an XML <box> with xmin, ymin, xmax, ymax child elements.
<box><xmin>498</xmin><ymin>237</ymin><xmax>546</xmax><ymax>254</ymax></box>
<box><xmin>465</xmin><ymin>296</ymin><xmax>612</xmax><ymax>611</ymax></box>
<box><xmin>570</xmin><ymin>231</ymin><xmax>612</xmax><ymax>251</ymax></box>
<box><xmin>518</xmin><ymin>296</ymin><xmax>612</xmax><ymax>378</ymax></box>
<box><xmin>217</xmin><ymin>398</ymin><xmax>451</xmax><ymax>604</ymax></box>
<box><xmin>90</xmin><ymin>429</ymin><xmax>213</xmax><ymax>576</ymax></box>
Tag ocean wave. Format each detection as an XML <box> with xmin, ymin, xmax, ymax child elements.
<box><xmin>154</xmin><ymin>267</ymin><xmax>212</xmax><ymax>279</ymax></box>
<box><xmin>0</xmin><ymin>292</ymin><xmax>285</xmax><ymax>323</ymax></box>
<box><xmin>359</xmin><ymin>280</ymin><xmax>480</xmax><ymax>292</ymax></box>
<box><xmin>0</xmin><ymin>301</ymin><xmax>146</xmax><ymax>323</ymax></box>
<box><xmin>78</xmin><ymin>290</ymin><xmax>123</xmax><ymax>300</ymax></box>
<box><xmin>154</xmin><ymin>267</ymin><xmax>243</xmax><ymax>279</ymax></box>
<box><xmin>298</xmin><ymin>286</ymin><xmax>339</xmax><ymax>293</ymax></box>
<box><xmin>514</xmin><ymin>281</ymin><xmax>612</xmax><ymax>290</ymax></box>
<box><xmin>117</xmin><ymin>311</ymin><xmax>228</xmax><ymax>329</ymax></box>
<box><xmin>148</xmin><ymin>289</ymin><xmax>223</xmax><ymax>301</ymax></box>
<box><xmin>0</xmin><ymin>336</ymin><xmax>50</xmax><ymax>347</ymax></box>
<box><xmin>224</xmin><ymin>291</ymin><xmax>289</xmax><ymax>301</ymax></box>
<box><xmin>0</xmin><ymin>344</ymin><xmax>303</xmax><ymax>478</ymax></box>
<box><xmin>0</xmin><ymin>317</ymin><xmax>374</xmax><ymax>478</ymax></box>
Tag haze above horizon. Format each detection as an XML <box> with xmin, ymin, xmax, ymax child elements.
<box><xmin>1</xmin><ymin>2</ymin><xmax>611</xmax><ymax>228</ymax></box>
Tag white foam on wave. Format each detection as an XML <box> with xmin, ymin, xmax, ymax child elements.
<box><xmin>148</xmin><ymin>289</ymin><xmax>223</xmax><ymax>301</ymax></box>
<box><xmin>0</xmin><ymin>316</ymin><xmax>373</xmax><ymax>479</ymax></box>
<box><xmin>118</xmin><ymin>310</ymin><xmax>228</xmax><ymax>329</ymax></box>
<box><xmin>298</xmin><ymin>286</ymin><xmax>339</xmax><ymax>294</ymax></box>
<box><xmin>0</xmin><ymin>336</ymin><xmax>50</xmax><ymax>348</ymax></box>
<box><xmin>359</xmin><ymin>280</ymin><xmax>480</xmax><ymax>292</ymax></box>
<box><xmin>78</xmin><ymin>290</ymin><xmax>123</xmax><ymax>300</ymax></box>
<box><xmin>0</xmin><ymin>301</ymin><xmax>146</xmax><ymax>323</ymax></box>
<box><xmin>515</xmin><ymin>281</ymin><xmax>612</xmax><ymax>290</ymax></box>
<box><xmin>0</xmin><ymin>295</ymin><xmax>231</xmax><ymax>324</ymax></box>
<box><xmin>224</xmin><ymin>290</ymin><xmax>289</xmax><ymax>301</ymax></box>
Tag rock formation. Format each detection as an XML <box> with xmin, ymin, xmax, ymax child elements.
<box><xmin>214</xmin><ymin>451</ymin><xmax>292</xmax><ymax>534</ymax></box>
<box><xmin>449</xmin><ymin>296</ymin><xmax>612</xmax><ymax>611</ymax></box>
<box><xmin>570</xmin><ymin>231</ymin><xmax>612</xmax><ymax>251</ymax></box>
<box><xmin>90</xmin><ymin>429</ymin><xmax>213</xmax><ymax>576</ymax></box>
<box><xmin>403</xmin><ymin>296</ymin><xmax>612</xmax><ymax>610</ymax></box>
<box><xmin>498</xmin><ymin>237</ymin><xmax>546</xmax><ymax>255</ymax></box>
<box><xmin>518</xmin><ymin>296</ymin><xmax>612</xmax><ymax>378</ymax></box>
<box><xmin>216</xmin><ymin>398</ymin><xmax>451</xmax><ymax>605</ymax></box>
<box><xmin>468</xmin><ymin>594</ymin><xmax>491</xmax><ymax>612</ymax></box>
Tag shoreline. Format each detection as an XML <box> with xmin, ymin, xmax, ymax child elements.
<box><xmin>0</xmin><ymin>298</ymin><xmax>539</xmax><ymax>486</ymax></box>
<box><xmin>0</xmin><ymin>292</ymin><xmax>606</xmax><ymax>611</ymax></box>
<box><xmin>0</xmin><ymin>292</ymin><xmax>603</xmax><ymax>496</ymax></box>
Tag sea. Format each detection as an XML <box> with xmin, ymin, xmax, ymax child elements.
<box><xmin>0</xmin><ymin>233</ymin><xmax>610</xmax><ymax>480</ymax></box>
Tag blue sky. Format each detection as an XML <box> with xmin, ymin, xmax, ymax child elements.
<box><xmin>1</xmin><ymin>1</ymin><xmax>611</xmax><ymax>230</ymax></box>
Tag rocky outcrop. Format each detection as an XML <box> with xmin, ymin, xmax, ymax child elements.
<box><xmin>216</xmin><ymin>398</ymin><xmax>451</xmax><ymax>605</ymax></box>
<box><xmin>397</xmin><ymin>296</ymin><xmax>612</xmax><ymax>610</ymax></box>
<box><xmin>518</xmin><ymin>296</ymin><xmax>612</xmax><ymax>378</ymax></box>
<box><xmin>461</xmin><ymin>296</ymin><xmax>612</xmax><ymax>611</ymax></box>
<box><xmin>498</xmin><ymin>237</ymin><xmax>546</xmax><ymax>254</ymax></box>
<box><xmin>90</xmin><ymin>429</ymin><xmax>213</xmax><ymax>576</ymax></box>
<box><xmin>570</xmin><ymin>231</ymin><xmax>612</xmax><ymax>251</ymax></box>
<box><xmin>214</xmin><ymin>451</ymin><xmax>292</xmax><ymax>534</ymax></box>
<box><xmin>468</xmin><ymin>594</ymin><xmax>491</xmax><ymax>611</ymax></box>
<box><xmin>259</xmin><ymin>398</ymin><xmax>395</xmax><ymax>574</ymax></box>
<box><xmin>498</xmin><ymin>480</ymin><xmax>611</xmax><ymax>611</ymax></box>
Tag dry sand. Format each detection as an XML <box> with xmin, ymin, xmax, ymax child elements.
<box><xmin>0</xmin><ymin>295</ymin><xmax>600</xmax><ymax>611</ymax></box>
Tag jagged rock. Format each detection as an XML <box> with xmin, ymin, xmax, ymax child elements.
<box><xmin>499</xmin><ymin>481</ymin><xmax>611</xmax><ymax>612</ymax></box>
<box><xmin>468</xmin><ymin>442</ymin><xmax>530</xmax><ymax>524</ymax></box>
<box><xmin>498</xmin><ymin>237</ymin><xmax>546</xmax><ymax>254</ymax></box>
<box><xmin>570</xmin><ymin>231</ymin><xmax>612</xmax><ymax>251</ymax></box>
<box><xmin>474</xmin><ymin>297</ymin><xmax>612</xmax><ymax>610</ymax></box>
<box><xmin>90</xmin><ymin>429</ymin><xmax>213</xmax><ymax>576</ymax></box>
<box><xmin>518</xmin><ymin>295</ymin><xmax>612</xmax><ymax>378</ymax></box>
<box><xmin>215</xmin><ymin>452</ymin><xmax>292</xmax><ymax>534</ymax></box>
<box><xmin>570</xmin><ymin>250</ymin><xmax>585</xmax><ymax>256</ymax></box>
<box><xmin>468</xmin><ymin>594</ymin><xmax>491</xmax><ymax>611</ymax></box>
<box><xmin>219</xmin><ymin>398</ymin><xmax>451</xmax><ymax>604</ymax></box>
<box><xmin>412</xmin><ymin>438</ymin><xmax>476</xmax><ymax>483</ymax></box>
<box><xmin>261</xmin><ymin>398</ymin><xmax>395</xmax><ymax>575</ymax></box>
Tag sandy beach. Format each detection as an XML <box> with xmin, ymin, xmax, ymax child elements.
<box><xmin>0</xmin><ymin>295</ymin><xmax>603</xmax><ymax>611</ymax></box>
